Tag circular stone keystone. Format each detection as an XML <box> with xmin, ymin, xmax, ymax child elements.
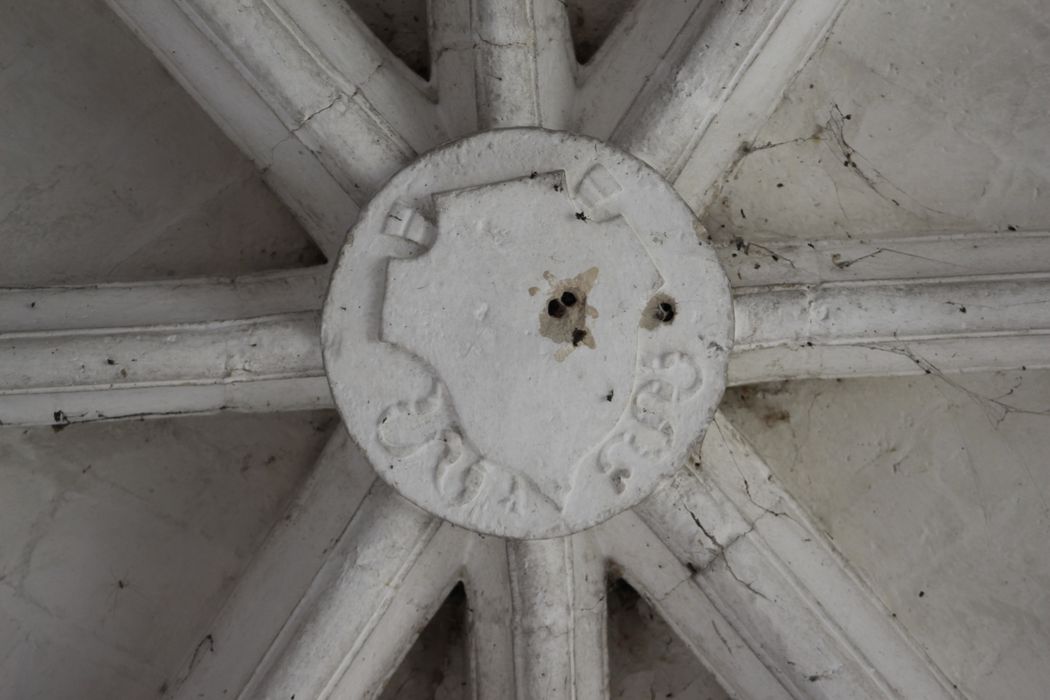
<box><xmin>323</xmin><ymin>129</ymin><xmax>733</xmax><ymax>539</ymax></box>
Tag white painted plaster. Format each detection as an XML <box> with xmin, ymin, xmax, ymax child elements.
<box><xmin>703</xmin><ymin>0</ymin><xmax>1050</xmax><ymax>240</ymax></box>
<box><xmin>723</xmin><ymin>371</ymin><xmax>1050</xmax><ymax>699</ymax></box>
<box><xmin>0</xmin><ymin>412</ymin><xmax>335</xmax><ymax>699</ymax></box>
<box><xmin>0</xmin><ymin>0</ymin><xmax>321</xmax><ymax>285</ymax></box>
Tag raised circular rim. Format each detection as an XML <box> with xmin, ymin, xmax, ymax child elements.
<box><xmin>322</xmin><ymin>128</ymin><xmax>733</xmax><ymax>539</ymax></box>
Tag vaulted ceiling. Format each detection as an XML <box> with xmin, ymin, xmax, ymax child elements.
<box><xmin>1</xmin><ymin>0</ymin><xmax>1048</xmax><ymax>698</ymax></box>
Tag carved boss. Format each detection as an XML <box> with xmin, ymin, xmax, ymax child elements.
<box><xmin>322</xmin><ymin>130</ymin><xmax>733</xmax><ymax>539</ymax></box>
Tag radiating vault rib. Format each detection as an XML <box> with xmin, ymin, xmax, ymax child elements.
<box><xmin>594</xmin><ymin>508</ymin><xmax>792</xmax><ymax>699</ymax></box>
<box><xmin>630</xmin><ymin>413</ymin><xmax>963</xmax><ymax>698</ymax></box>
<box><xmin>167</xmin><ymin>429</ymin><xmax>376</xmax><ymax>698</ymax></box>
<box><xmin>730</xmin><ymin>273</ymin><xmax>1050</xmax><ymax>385</ymax></box>
<box><xmin>598</xmin><ymin>0</ymin><xmax>847</xmax><ymax>197</ymax></box>
<box><xmin>504</xmin><ymin>535</ymin><xmax>610</xmax><ymax>699</ymax></box>
<box><xmin>105</xmin><ymin>0</ymin><xmax>358</xmax><ymax>259</ymax></box>
<box><xmin>235</xmin><ymin>484</ymin><xmax>452</xmax><ymax>700</ymax></box>
<box><xmin>470</xmin><ymin>0</ymin><xmax>576</xmax><ymax>129</ymax></box>
<box><xmin>107</xmin><ymin>0</ymin><xmax>451</xmax><ymax>258</ymax></box>
<box><xmin>3</xmin><ymin>266</ymin><xmax>1047</xmax><ymax>425</ymax></box>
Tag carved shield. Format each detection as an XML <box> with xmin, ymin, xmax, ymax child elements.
<box><xmin>383</xmin><ymin>171</ymin><xmax>662</xmax><ymax>509</ymax></box>
<box><xmin>323</xmin><ymin>130</ymin><xmax>732</xmax><ymax>538</ymax></box>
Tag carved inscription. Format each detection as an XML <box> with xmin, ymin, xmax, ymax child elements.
<box><xmin>597</xmin><ymin>350</ymin><xmax>704</xmax><ymax>494</ymax></box>
<box><xmin>376</xmin><ymin>380</ymin><xmax>452</xmax><ymax>455</ymax></box>
<box><xmin>432</xmin><ymin>431</ymin><xmax>486</xmax><ymax>506</ymax></box>
<box><xmin>376</xmin><ymin>377</ymin><xmax>559</xmax><ymax>516</ymax></box>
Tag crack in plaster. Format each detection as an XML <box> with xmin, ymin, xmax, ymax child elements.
<box><xmin>265</xmin><ymin>95</ymin><xmax>344</xmax><ymax>166</ymax></box>
<box><xmin>719</xmin><ymin>544</ymin><xmax>770</xmax><ymax>603</ymax></box>
<box><xmin>711</xmin><ymin>619</ymin><xmax>733</xmax><ymax>656</ymax></box>
<box><xmin>475</xmin><ymin>38</ymin><xmax>530</xmax><ymax>49</ymax></box>
<box><xmin>262</xmin><ymin>93</ymin><xmax>349</xmax><ymax>184</ymax></box>
<box><xmin>681</xmin><ymin>494</ymin><xmax>775</xmax><ymax>603</ymax></box>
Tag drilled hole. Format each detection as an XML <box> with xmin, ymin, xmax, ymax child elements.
<box><xmin>654</xmin><ymin>301</ymin><xmax>676</xmax><ymax>324</ymax></box>
<box><xmin>561</xmin><ymin>291</ymin><xmax>578</xmax><ymax>307</ymax></box>
<box><xmin>547</xmin><ymin>298</ymin><xmax>566</xmax><ymax>318</ymax></box>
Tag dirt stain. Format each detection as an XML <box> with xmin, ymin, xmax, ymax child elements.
<box><xmin>640</xmin><ymin>293</ymin><xmax>677</xmax><ymax>330</ymax></box>
<box><xmin>537</xmin><ymin>267</ymin><xmax>599</xmax><ymax>360</ymax></box>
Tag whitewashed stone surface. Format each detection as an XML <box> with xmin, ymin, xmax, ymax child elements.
<box><xmin>323</xmin><ymin>129</ymin><xmax>733</xmax><ymax>538</ymax></box>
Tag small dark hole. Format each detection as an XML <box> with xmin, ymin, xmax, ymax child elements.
<box><xmin>561</xmin><ymin>291</ymin><xmax>577</xmax><ymax>307</ymax></box>
<box><xmin>571</xmin><ymin>328</ymin><xmax>587</xmax><ymax>346</ymax></box>
<box><xmin>655</xmin><ymin>301</ymin><xmax>676</xmax><ymax>324</ymax></box>
<box><xmin>547</xmin><ymin>299</ymin><xmax>566</xmax><ymax>318</ymax></box>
